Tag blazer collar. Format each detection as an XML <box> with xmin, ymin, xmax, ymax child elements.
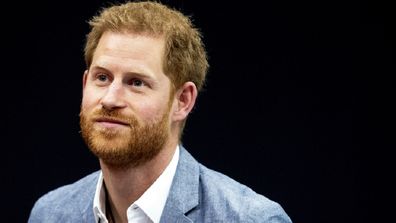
<box><xmin>160</xmin><ymin>146</ymin><xmax>199</xmax><ymax>223</ymax></box>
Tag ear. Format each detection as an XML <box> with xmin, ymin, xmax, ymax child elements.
<box><xmin>172</xmin><ymin>81</ymin><xmax>198</xmax><ymax>122</ymax></box>
<box><xmin>82</xmin><ymin>70</ymin><xmax>88</xmax><ymax>90</ymax></box>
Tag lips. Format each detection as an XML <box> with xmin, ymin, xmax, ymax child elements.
<box><xmin>94</xmin><ymin>117</ymin><xmax>130</xmax><ymax>126</ymax></box>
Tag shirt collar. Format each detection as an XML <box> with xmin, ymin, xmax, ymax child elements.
<box><xmin>93</xmin><ymin>145</ymin><xmax>180</xmax><ymax>223</ymax></box>
<box><xmin>93</xmin><ymin>172</ymin><xmax>106</xmax><ymax>222</ymax></box>
<box><xmin>132</xmin><ymin>145</ymin><xmax>179</xmax><ymax>222</ymax></box>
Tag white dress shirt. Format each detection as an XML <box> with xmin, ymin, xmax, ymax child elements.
<box><xmin>93</xmin><ymin>146</ymin><xmax>180</xmax><ymax>223</ymax></box>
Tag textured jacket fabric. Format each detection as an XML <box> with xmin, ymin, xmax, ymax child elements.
<box><xmin>29</xmin><ymin>147</ymin><xmax>292</xmax><ymax>223</ymax></box>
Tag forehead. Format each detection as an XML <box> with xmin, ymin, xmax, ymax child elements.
<box><xmin>91</xmin><ymin>31</ymin><xmax>166</xmax><ymax>75</ymax></box>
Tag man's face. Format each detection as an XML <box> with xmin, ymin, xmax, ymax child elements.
<box><xmin>80</xmin><ymin>31</ymin><xmax>175</xmax><ymax>169</ymax></box>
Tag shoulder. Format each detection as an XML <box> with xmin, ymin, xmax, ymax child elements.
<box><xmin>28</xmin><ymin>171</ymin><xmax>100</xmax><ymax>223</ymax></box>
<box><xmin>198</xmin><ymin>164</ymin><xmax>292</xmax><ymax>222</ymax></box>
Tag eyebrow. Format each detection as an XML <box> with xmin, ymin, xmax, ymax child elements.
<box><xmin>89</xmin><ymin>65</ymin><xmax>159</xmax><ymax>86</ymax></box>
<box><xmin>90</xmin><ymin>65</ymin><xmax>155</xmax><ymax>80</ymax></box>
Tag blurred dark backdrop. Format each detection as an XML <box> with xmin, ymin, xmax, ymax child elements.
<box><xmin>2</xmin><ymin>0</ymin><xmax>394</xmax><ymax>222</ymax></box>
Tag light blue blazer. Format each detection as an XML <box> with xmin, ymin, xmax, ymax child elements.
<box><xmin>29</xmin><ymin>147</ymin><xmax>292</xmax><ymax>222</ymax></box>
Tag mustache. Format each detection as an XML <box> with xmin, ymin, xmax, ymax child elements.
<box><xmin>82</xmin><ymin>108</ymin><xmax>139</xmax><ymax>126</ymax></box>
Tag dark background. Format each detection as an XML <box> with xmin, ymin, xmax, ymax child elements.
<box><xmin>2</xmin><ymin>0</ymin><xmax>394</xmax><ymax>222</ymax></box>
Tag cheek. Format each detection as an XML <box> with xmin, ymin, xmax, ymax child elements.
<box><xmin>135</xmin><ymin>98</ymin><xmax>170</xmax><ymax>121</ymax></box>
<box><xmin>137</xmin><ymin>104</ymin><xmax>159</xmax><ymax>121</ymax></box>
<box><xmin>81</xmin><ymin>89</ymin><xmax>100</xmax><ymax>111</ymax></box>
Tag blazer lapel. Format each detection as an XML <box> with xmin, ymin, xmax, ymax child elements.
<box><xmin>80</xmin><ymin>171</ymin><xmax>99</xmax><ymax>223</ymax></box>
<box><xmin>160</xmin><ymin>146</ymin><xmax>200</xmax><ymax>223</ymax></box>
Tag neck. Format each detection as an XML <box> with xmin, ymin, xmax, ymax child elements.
<box><xmin>100</xmin><ymin>139</ymin><xmax>178</xmax><ymax>223</ymax></box>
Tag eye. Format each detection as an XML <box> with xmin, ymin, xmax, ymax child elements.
<box><xmin>97</xmin><ymin>74</ymin><xmax>108</xmax><ymax>82</ymax></box>
<box><xmin>129</xmin><ymin>79</ymin><xmax>145</xmax><ymax>87</ymax></box>
<box><xmin>92</xmin><ymin>73</ymin><xmax>111</xmax><ymax>86</ymax></box>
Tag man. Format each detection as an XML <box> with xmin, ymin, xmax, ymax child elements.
<box><xmin>29</xmin><ymin>1</ymin><xmax>292</xmax><ymax>222</ymax></box>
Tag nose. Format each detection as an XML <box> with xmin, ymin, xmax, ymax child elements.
<box><xmin>100</xmin><ymin>81</ymin><xmax>127</xmax><ymax>110</ymax></box>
